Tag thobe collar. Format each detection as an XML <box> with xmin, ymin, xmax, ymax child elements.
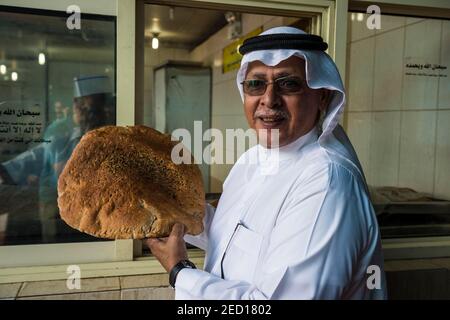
<box><xmin>257</xmin><ymin>126</ymin><xmax>319</xmax><ymax>163</ymax></box>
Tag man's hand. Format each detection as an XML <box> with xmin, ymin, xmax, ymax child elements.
<box><xmin>145</xmin><ymin>223</ymin><xmax>188</xmax><ymax>273</ymax></box>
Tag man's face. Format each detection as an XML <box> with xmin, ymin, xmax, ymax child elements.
<box><xmin>243</xmin><ymin>56</ymin><xmax>328</xmax><ymax>148</ymax></box>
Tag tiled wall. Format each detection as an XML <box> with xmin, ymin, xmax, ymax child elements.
<box><xmin>0</xmin><ymin>273</ymin><xmax>174</xmax><ymax>300</ymax></box>
<box><xmin>345</xmin><ymin>13</ymin><xmax>450</xmax><ymax>199</ymax></box>
<box><xmin>3</xmin><ymin>259</ymin><xmax>450</xmax><ymax>299</ymax></box>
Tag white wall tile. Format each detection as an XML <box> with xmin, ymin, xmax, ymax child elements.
<box><xmin>406</xmin><ymin>17</ymin><xmax>426</xmax><ymax>25</ymax></box>
<box><xmin>348</xmin><ymin>13</ymin><xmax>376</xmax><ymax>42</ymax></box>
<box><xmin>282</xmin><ymin>17</ymin><xmax>299</xmax><ymax>26</ymax></box>
<box><xmin>398</xmin><ymin>111</ymin><xmax>436</xmax><ymax>194</ymax></box>
<box><xmin>212</xmin><ymin>80</ymin><xmax>244</xmax><ymax>116</ymax></box>
<box><xmin>212</xmin><ymin>51</ymin><xmax>238</xmax><ymax>85</ymax></box>
<box><xmin>434</xmin><ymin>110</ymin><xmax>450</xmax><ymax>200</ymax></box>
<box><xmin>143</xmin><ymin>90</ymin><xmax>152</xmax><ymax>120</ymax></box>
<box><xmin>197</xmin><ymin>27</ymin><xmax>230</xmax><ymax>62</ymax></box>
<box><xmin>368</xmin><ymin>111</ymin><xmax>401</xmax><ymax>187</ymax></box>
<box><xmin>347</xmin><ymin>37</ymin><xmax>375</xmax><ymax>111</ymax></box>
<box><xmin>404</xmin><ymin>19</ymin><xmax>441</xmax><ymax>66</ymax></box>
<box><xmin>158</xmin><ymin>47</ymin><xmax>171</xmax><ymax>65</ymax></box>
<box><xmin>174</xmin><ymin>48</ymin><xmax>190</xmax><ymax>61</ymax></box>
<box><xmin>439</xmin><ymin>21</ymin><xmax>450</xmax><ymax>109</ymax></box>
<box><xmin>346</xmin><ymin>16</ymin><xmax>448</xmax><ymax>199</ymax></box>
<box><xmin>190</xmin><ymin>42</ymin><xmax>207</xmax><ymax>62</ymax></box>
<box><xmin>242</xmin><ymin>13</ymin><xmax>264</xmax><ymax>35</ymax></box>
<box><xmin>213</xmin><ymin>65</ymin><xmax>238</xmax><ymax>86</ymax></box>
<box><xmin>402</xmin><ymin>19</ymin><xmax>441</xmax><ymax>110</ymax></box>
<box><xmin>144</xmin><ymin>65</ymin><xmax>153</xmax><ymax>86</ymax></box>
<box><xmin>377</xmin><ymin>14</ymin><xmax>405</xmax><ymax>33</ymax></box>
<box><xmin>346</xmin><ymin>112</ymin><xmax>372</xmax><ymax>174</ymax></box>
<box><xmin>263</xmin><ymin>16</ymin><xmax>285</xmax><ymax>30</ymax></box>
<box><xmin>262</xmin><ymin>14</ymin><xmax>274</xmax><ymax>25</ymax></box>
<box><xmin>373</xmin><ymin>29</ymin><xmax>404</xmax><ymax>111</ymax></box>
<box><xmin>145</xmin><ymin>45</ymin><xmax>159</xmax><ymax>66</ymax></box>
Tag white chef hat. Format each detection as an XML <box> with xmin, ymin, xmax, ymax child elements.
<box><xmin>73</xmin><ymin>75</ymin><xmax>112</xmax><ymax>98</ymax></box>
<box><xmin>236</xmin><ymin>26</ymin><xmax>367</xmax><ymax>186</ymax></box>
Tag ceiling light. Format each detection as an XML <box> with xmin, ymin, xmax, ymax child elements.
<box><xmin>38</xmin><ymin>52</ymin><xmax>46</xmax><ymax>65</ymax></box>
<box><xmin>11</xmin><ymin>72</ymin><xmax>18</xmax><ymax>81</ymax></box>
<box><xmin>152</xmin><ymin>33</ymin><xmax>159</xmax><ymax>50</ymax></box>
<box><xmin>357</xmin><ymin>13</ymin><xmax>364</xmax><ymax>22</ymax></box>
<box><xmin>0</xmin><ymin>65</ymin><xmax>6</xmax><ymax>75</ymax></box>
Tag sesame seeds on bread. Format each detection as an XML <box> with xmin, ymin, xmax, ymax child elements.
<box><xmin>57</xmin><ymin>125</ymin><xmax>205</xmax><ymax>239</ymax></box>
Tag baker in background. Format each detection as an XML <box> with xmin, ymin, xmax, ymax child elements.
<box><xmin>1</xmin><ymin>101</ymin><xmax>74</xmax><ymax>187</ymax></box>
<box><xmin>39</xmin><ymin>75</ymin><xmax>115</xmax><ymax>241</ymax></box>
<box><xmin>147</xmin><ymin>27</ymin><xmax>387</xmax><ymax>299</ymax></box>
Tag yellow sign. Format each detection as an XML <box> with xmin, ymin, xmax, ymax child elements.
<box><xmin>222</xmin><ymin>27</ymin><xmax>263</xmax><ymax>74</ymax></box>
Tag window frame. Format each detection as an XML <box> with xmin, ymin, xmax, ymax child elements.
<box><xmin>0</xmin><ymin>0</ymin><xmax>136</xmax><ymax>273</ymax></box>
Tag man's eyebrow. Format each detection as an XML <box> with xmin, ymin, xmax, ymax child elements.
<box><xmin>246</xmin><ymin>72</ymin><xmax>267</xmax><ymax>79</ymax></box>
<box><xmin>274</xmin><ymin>71</ymin><xmax>293</xmax><ymax>78</ymax></box>
<box><xmin>246</xmin><ymin>71</ymin><xmax>304</xmax><ymax>79</ymax></box>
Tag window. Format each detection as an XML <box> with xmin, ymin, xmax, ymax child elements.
<box><xmin>0</xmin><ymin>6</ymin><xmax>116</xmax><ymax>246</ymax></box>
<box><xmin>345</xmin><ymin>11</ymin><xmax>450</xmax><ymax>239</ymax></box>
<box><xmin>0</xmin><ymin>0</ymin><xmax>342</xmax><ymax>273</ymax></box>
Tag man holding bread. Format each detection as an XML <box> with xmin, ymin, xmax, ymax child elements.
<box><xmin>147</xmin><ymin>27</ymin><xmax>387</xmax><ymax>300</ymax></box>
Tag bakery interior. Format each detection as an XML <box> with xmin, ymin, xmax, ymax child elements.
<box><xmin>0</xmin><ymin>0</ymin><xmax>449</xmax><ymax>300</ymax></box>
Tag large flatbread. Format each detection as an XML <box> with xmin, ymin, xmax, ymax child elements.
<box><xmin>57</xmin><ymin>125</ymin><xmax>205</xmax><ymax>239</ymax></box>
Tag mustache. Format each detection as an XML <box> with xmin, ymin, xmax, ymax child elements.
<box><xmin>253</xmin><ymin>109</ymin><xmax>289</xmax><ymax>119</ymax></box>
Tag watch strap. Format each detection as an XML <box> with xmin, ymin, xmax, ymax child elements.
<box><xmin>169</xmin><ymin>259</ymin><xmax>196</xmax><ymax>288</ymax></box>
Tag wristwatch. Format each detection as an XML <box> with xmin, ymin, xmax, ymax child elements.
<box><xmin>169</xmin><ymin>259</ymin><xmax>196</xmax><ymax>289</ymax></box>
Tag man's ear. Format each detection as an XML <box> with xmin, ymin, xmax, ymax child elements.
<box><xmin>319</xmin><ymin>89</ymin><xmax>332</xmax><ymax>112</ymax></box>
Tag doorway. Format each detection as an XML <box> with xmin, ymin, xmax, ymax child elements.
<box><xmin>141</xmin><ymin>1</ymin><xmax>330</xmax><ymax>193</ymax></box>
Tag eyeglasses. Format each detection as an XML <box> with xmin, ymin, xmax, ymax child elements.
<box><xmin>241</xmin><ymin>75</ymin><xmax>305</xmax><ymax>96</ymax></box>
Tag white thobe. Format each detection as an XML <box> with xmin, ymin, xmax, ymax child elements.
<box><xmin>179</xmin><ymin>127</ymin><xmax>387</xmax><ymax>299</ymax></box>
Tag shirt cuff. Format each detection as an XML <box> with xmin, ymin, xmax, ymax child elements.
<box><xmin>175</xmin><ymin>267</ymin><xmax>208</xmax><ymax>292</ymax></box>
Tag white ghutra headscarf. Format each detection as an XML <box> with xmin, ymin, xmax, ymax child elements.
<box><xmin>236</xmin><ymin>26</ymin><xmax>368</xmax><ymax>188</ymax></box>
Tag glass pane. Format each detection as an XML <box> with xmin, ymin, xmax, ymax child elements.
<box><xmin>0</xmin><ymin>7</ymin><xmax>116</xmax><ymax>245</ymax></box>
